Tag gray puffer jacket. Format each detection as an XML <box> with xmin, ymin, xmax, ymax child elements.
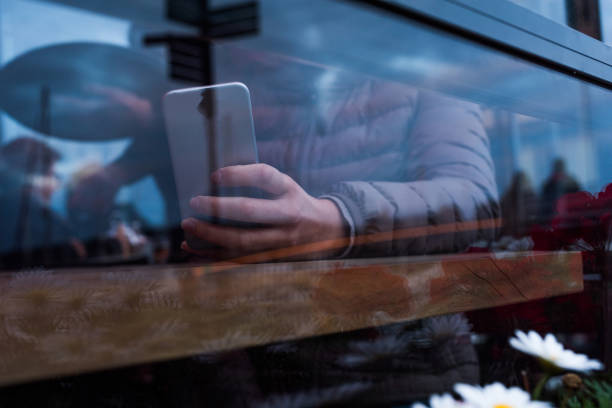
<box><xmin>245</xmin><ymin>70</ymin><xmax>500</xmax><ymax>257</ymax></box>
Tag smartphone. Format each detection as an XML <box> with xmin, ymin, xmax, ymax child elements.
<box><xmin>163</xmin><ymin>82</ymin><xmax>260</xmax><ymax>249</ymax></box>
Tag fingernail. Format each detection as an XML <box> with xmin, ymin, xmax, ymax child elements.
<box><xmin>189</xmin><ymin>196</ymin><xmax>200</xmax><ymax>209</ymax></box>
<box><xmin>181</xmin><ymin>218</ymin><xmax>196</xmax><ymax>231</ymax></box>
<box><xmin>211</xmin><ymin>170</ymin><xmax>222</xmax><ymax>183</ymax></box>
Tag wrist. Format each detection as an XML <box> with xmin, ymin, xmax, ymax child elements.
<box><xmin>317</xmin><ymin>198</ymin><xmax>346</xmax><ymax>241</ymax></box>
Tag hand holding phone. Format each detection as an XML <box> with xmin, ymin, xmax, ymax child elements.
<box><xmin>163</xmin><ymin>82</ymin><xmax>260</xmax><ymax>249</ymax></box>
<box><xmin>180</xmin><ymin>163</ymin><xmax>346</xmax><ymax>260</ymax></box>
<box><xmin>165</xmin><ymin>83</ymin><xmax>346</xmax><ymax>259</ymax></box>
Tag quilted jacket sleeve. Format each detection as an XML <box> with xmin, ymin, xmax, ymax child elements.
<box><xmin>326</xmin><ymin>90</ymin><xmax>500</xmax><ymax>256</ymax></box>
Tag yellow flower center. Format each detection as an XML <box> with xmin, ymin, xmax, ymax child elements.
<box><xmin>494</xmin><ymin>405</ymin><xmax>512</xmax><ymax>408</ymax></box>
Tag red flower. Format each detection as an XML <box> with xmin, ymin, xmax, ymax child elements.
<box><xmin>555</xmin><ymin>191</ymin><xmax>595</xmax><ymax>214</ymax></box>
<box><xmin>600</xmin><ymin>212</ymin><xmax>612</xmax><ymax>235</ymax></box>
<box><xmin>531</xmin><ymin>184</ymin><xmax>612</xmax><ymax>251</ymax></box>
<box><xmin>594</xmin><ymin>183</ymin><xmax>612</xmax><ymax>211</ymax></box>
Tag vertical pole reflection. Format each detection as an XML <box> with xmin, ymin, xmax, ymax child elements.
<box><xmin>197</xmin><ymin>87</ymin><xmax>219</xmax><ymax>220</ymax></box>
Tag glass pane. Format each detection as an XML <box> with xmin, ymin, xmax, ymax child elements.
<box><xmin>0</xmin><ymin>0</ymin><xmax>609</xmax><ymax>406</ymax></box>
<box><xmin>600</xmin><ymin>0</ymin><xmax>612</xmax><ymax>43</ymax></box>
<box><xmin>507</xmin><ymin>0</ymin><xmax>568</xmax><ymax>25</ymax></box>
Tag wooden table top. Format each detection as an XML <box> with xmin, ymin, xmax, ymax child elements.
<box><xmin>0</xmin><ymin>251</ymin><xmax>582</xmax><ymax>386</ymax></box>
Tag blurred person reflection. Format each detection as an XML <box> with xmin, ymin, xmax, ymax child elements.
<box><xmin>500</xmin><ymin>170</ymin><xmax>539</xmax><ymax>237</ymax></box>
<box><xmin>0</xmin><ymin>137</ymin><xmax>85</xmax><ymax>267</ymax></box>
<box><xmin>180</xmin><ymin>53</ymin><xmax>500</xmax><ymax>259</ymax></box>
<box><xmin>65</xmin><ymin>83</ymin><xmax>182</xmax><ymax>255</ymax></box>
<box><xmin>540</xmin><ymin>158</ymin><xmax>581</xmax><ymax>224</ymax></box>
<box><xmin>0</xmin><ymin>43</ymin><xmax>182</xmax><ymax>257</ymax></box>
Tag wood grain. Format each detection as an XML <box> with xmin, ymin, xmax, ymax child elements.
<box><xmin>0</xmin><ymin>251</ymin><xmax>582</xmax><ymax>386</ymax></box>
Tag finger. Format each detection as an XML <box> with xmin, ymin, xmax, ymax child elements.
<box><xmin>181</xmin><ymin>218</ymin><xmax>290</xmax><ymax>251</ymax></box>
<box><xmin>212</xmin><ymin>164</ymin><xmax>294</xmax><ymax>195</ymax></box>
<box><xmin>189</xmin><ymin>196</ymin><xmax>296</xmax><ymax>225</ymax></box>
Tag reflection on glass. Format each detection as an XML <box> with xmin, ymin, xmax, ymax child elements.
<box><xmin>507</xmin><ymin>0</ymin><xmax>567</xmax><ymax>25</ymax></box>
<box><xmin>601</xmin><ymin>0</ymin><xmax>612</xmax><ymax>44</ymax></box>
<box><xmin>0</xmin><ymin>0</ymin><xmax>610</xmax><ymax>406</ymax></box>
<box><xmin>1</xmin><ymin>34</ymin><xmax>611</xmax><ymax>265</ymax></box>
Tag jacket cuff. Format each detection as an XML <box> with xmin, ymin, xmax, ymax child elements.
<box><xmin>319</xmin><ymin>195</ymin><xmax>355</xmax><ymax>258</ymax></box>
<box><xmin>319</xmin><ymin>191</ymin><xmax>368</xmax><ymax>258</ymax></box>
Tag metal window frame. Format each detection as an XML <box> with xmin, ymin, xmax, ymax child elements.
<box><xmin>343</xmin><ymin>0</ymin><xmax>612</xmax><ymax>90</ymax></box>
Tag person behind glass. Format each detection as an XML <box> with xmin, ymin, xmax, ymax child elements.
<box><xmin>0</xmin><ymin>137</ymin><xmax>85</xmax><ymax>267</ymax></box>
<box><xmin>180</xmin><ymin>62</ymin><xmax>500</xmax><ymax>259</ymax></box>
<box><xmin>500</xmin><ymin>170</ymin><xmax>538</xmax><ymax>238</ymax></box>
<box><xmin>540</xmin><ymin>158</ymin><xmax>581</xmax><ymax>225</ymax></box>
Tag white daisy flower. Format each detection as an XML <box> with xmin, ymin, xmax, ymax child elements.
<box><xmin>454</xmin><ymin>382</ymin><xmax>551</xmax><ymax>408</ymax></box>
<box><xmin>412</xmin><ymin>393</ymin><xmax>462</xmax><ymax>408</ymax></box>
<box><xmin>509</xmin><ymin>330</ymin><xmax>603</xmax><ymax>372</ymax></box>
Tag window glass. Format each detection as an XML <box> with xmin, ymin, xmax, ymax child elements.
<box><xmin>0</xmin><ymin>0</ymin><xmax>609</xmax><ymax>406</ymax></box>
<box><xmin>507</xmin><ymin>0</ymin><xmax>568</xmax><ymax>25</ymax></box>
<box><xmin>600</xmin><ymin>0</ymin><xmax>612</xmax><ymax>43</ymax></box>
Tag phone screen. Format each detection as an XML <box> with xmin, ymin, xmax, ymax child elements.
<box><xmin>163</xmin><ymin>82</ymin><xmax>259</xmax><ymax>222</ymax></box>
